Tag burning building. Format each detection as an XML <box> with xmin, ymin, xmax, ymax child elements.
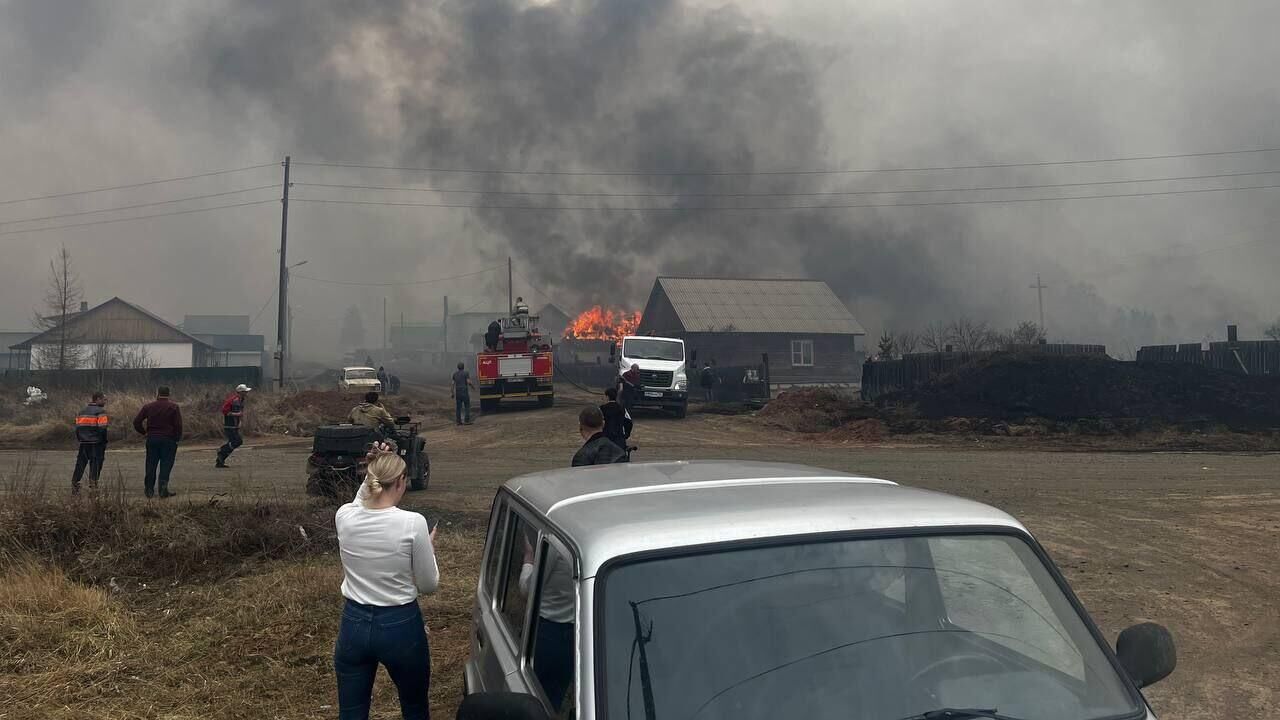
<box><xmin>557</xmin><ymin>305</ymin><xmax>639</xmax><ymax>365</ymax></box>
<box><xmin>637</xmin><ymin>277</ymin><xmax>867</xmax><ymax>388</ymax></box>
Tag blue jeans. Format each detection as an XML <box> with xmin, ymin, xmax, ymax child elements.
<box><xmin>455</xmin><ymin>392</ymin><xmax>471</xmax><ymax>424</ymax></box>
<box><xmin>334</xmin><ymin>600</ymin><xmax>431</xmax><ymax>720</ymax></box>
<box><xmin>143</xmin><ymin>437</ymin><xmax>177</xmax><ymax>496</ymax></box>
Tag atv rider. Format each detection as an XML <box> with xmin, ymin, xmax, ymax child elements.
<box><xmin>349</xmin><ymin>392</ymin><xmax>395</xmax><ymax>435</ymax></box>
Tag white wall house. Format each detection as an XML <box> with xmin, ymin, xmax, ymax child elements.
<box><xmin>14</xmin><ymin>297</ymin><xmax>213</xmax><ymax>370</ymax></box>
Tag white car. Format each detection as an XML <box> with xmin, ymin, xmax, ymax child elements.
<box><xmin>339</xmin><ymin>366</ymin><xmax>382</xmax><ymax>394</ymax></box>
<box><xmin>461</xmin><ymin>461</ymin><xmax>1176</xmax><ymax>720</ymax></box>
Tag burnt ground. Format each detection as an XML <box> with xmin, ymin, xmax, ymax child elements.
<box><xmin>2</xmin><ymin>386</ymin><xmax>1277</xmax><ymax>718</ymax></box>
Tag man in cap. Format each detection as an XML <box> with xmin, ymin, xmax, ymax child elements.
<box><xmin>215</xmin><ymin>384</ymin><xmax>251</xmax><ymax>468</ymax></box>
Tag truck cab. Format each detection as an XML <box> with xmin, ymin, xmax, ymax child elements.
<box><xmin>462</xmin><ymin>461</ymin><xmax>1177</xmax><ymax>720</ymax></box>
<box><xmin>613</xmin><ymin>335</ymin><xmax>688</xmax><ymax>418</ymax></box>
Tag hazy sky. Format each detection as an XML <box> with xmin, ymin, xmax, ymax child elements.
<box><xmin>2</xmin><ymin>0</ymin><xmax>1278</xmax><ymax>358</ymax></box>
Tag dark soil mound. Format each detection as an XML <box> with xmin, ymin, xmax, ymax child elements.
<box><xmin>759</xmin><ymin>388</ymin><xmax>877</xmax><ymax>433</ymax></box>
<box><xmin>881</xmin><ymin>353</ymin><xmax>1280</xmax><ymax>430</ymax></box>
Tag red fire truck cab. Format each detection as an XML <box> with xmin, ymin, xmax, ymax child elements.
<box><xmin>476</xmin><ymin>312</ymin><xmax>554</xmax><ymax>411</ymax></box>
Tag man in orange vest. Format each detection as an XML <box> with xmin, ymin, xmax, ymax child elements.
<box><xmin>72</xmin><ymin>391</ymin><xmax>109</xmax><ymax>494</ymax></box>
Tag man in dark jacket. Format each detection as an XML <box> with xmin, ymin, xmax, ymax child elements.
<box><xmin>599</xmin><ymin>388</ymin><xmax>632</xmax><ymax>451</ymax></box>
<box><xmin>215</xmin><ymin>384</ymin><xmax>251</xmax><ymax>468</ymax></box>
<box><xmin>572</xmin><ymin>406</ymin><xmax>627</xmax><ymax>466</ymax></box>
<box><xmin>617</xmin><ymin>364</ymin><xmax>642</xmax><ymax>412</ymax></box>
<box><xmin>72</xmin><ymin>391</ymin><xmax>109</xmax><ymax>494</ymax></box>
<box><xmin>133</xmin><ymin>386</ymin><xmax>183</xmax><ymax>498</ymax></box>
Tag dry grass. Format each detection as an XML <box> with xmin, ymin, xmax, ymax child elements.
<box><xmin>0</xmin><ymin>468</ymin><xmax>486</xmax><ymax>719</ymax></box>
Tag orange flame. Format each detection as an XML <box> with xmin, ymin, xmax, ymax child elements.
<box><xmin>564</xmin><ymin>306</ymin><xmax>641</xmax><ymax>341</ymax></box>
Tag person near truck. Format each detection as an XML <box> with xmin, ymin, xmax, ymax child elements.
<box><xmin>71</xmin><ymin>391</ymin><xmax>109</xmax><ymax>495</ymax></box>
<box><xmin>349</xmin><ymin>392</ymin><xmax>395</xmax><ymax>432</ymax></box>
<box><xmin>450</xmin><ymin>362</ymin><xmax>475</xmax><ymax>425</ymax></box>
<box><xmin>484</xmin><ymin>319</ymin><xmax>501</xmax><ymax>351</ymax></box>
<box><xmin>700</xmin><ymin>362</ymin><xmax>717</xmax><ymax>402</ymax></box>
<box><xmin>572</xmin><ymin>406</ymin><xmax>627</xmax><ymax>466</ymax></box>
<box><xmin>600</xmin><ymin>387</ymin><xmax>633</xmax><ymax>451</ymax></box>
<box><xmin>132</xmin><ymin>386</ymin><xmax>183</xmax><ymax>498</ymax></box>
<box><xmin>334</xmin><ymin>442</ymin><xmax>439</xmax><ymax>720</ymax></box>
<box><xmin>215</xmin><ymin>384</ymin><xmax>251</xmax><ymax>468</ymax></box>
<box><xmin>377</xmin><ymin>366</ymin><xmax>389</xmax><ymax>391</ymax></box>
<box><xmin>617</xmin><ymin>364</ymin><xmax>642</xmax><ymax>412</ymax></box>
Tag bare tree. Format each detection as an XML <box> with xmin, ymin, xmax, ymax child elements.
<box><xmin>1266</xmin><ymin>319</ymin><xmax>1280</xmax><ymax>342</ymax></box>
<box><xmin>896</xmin><ymin>330</ymin><xmax>919</xmax><ymax>355</ymax></box>
<box><xmin>32</xmin><ymin>246</ymin><xmax>85</xmax><ymax>371</ymax></box>
<box><xmin>920</xmin><ymin>322</ymin><xmax>949</xmax><ymax>352</ymax></box>
<box><xmin>947</xmin><ymin>318</ymin><xmax>998</xmax><ymax>352</ymax></box>
<box><xmin>1009</xmin><ymin>320</ymin><xmax>1045</xmax><ymax>345</ymax></box>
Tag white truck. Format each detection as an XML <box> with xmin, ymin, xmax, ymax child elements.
<box><xmin>612</xmin><ymin>335</ymin><xmax>689</xmax><ymax>418</ymax></box>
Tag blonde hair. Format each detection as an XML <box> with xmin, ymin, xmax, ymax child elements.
<box><xmin>363</xmin><ymin>451</ymin><xmax>406</xmax><ymax>503</ymax></box>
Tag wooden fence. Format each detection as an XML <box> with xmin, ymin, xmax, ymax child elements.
<box><xmin>861</xmin><ymin>344</ymin><xmax>1107</xmax><ymax>401</ymax></box>
<box><xmin>0</xmin><ymin>365</ymin><xmax>262</xmax><ymax>391</ymax></box>
<box><xmin>1137</xmin><ymin>340</ymin><xmax>1280</xmax><ymax>375</ymax></box>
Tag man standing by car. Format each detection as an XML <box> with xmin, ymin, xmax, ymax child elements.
<box><xmin>572</xmin><ymin>406</ymin><xmax>626</xmax><ymax>466</ymax></box>
<box><xmin>71</xmin><ymin>391</ymin><xmax>109</xmax><ymax>495</ymax></box>
<box><xmin>451</xmin><ymin>362</ymin><xmax>475</xmax><ymax>425</ymax></box>
<box><xmin>599</xmin><ymin>387</ymin><xmax>632</xmax><ymax>451</ymax></box>
<box><xmin>215</xmin><ymin>384</ymin><xmax>251</xmax><ymax>468</ymax></box>
<box><xmin>133</xmin><ymin>386</ymin><xmax>182</xmax><ymax>498</ymax></box>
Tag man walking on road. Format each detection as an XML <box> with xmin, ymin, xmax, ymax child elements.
<box><xmin>600</xmin><ymin>388</ymin><xmax>632</xmax><ymax>451</ymax></box>
<box><xmin>72</xmin><ymin>391</ymin><xmax>109</xmax><ymax>495</ymax></box>
<box><xmin>133</xmin><ymin>386</ymin><xmax>183</xmax><ymax>498</ymax></box>
<box><xmin>451</xmin><ymin>362</ymin><xmax>475</xmax><ymax>425</ymax></box>
<box><xmin>216</xmin><ymin>384</ymin><xmax>251</xmax><ymax>468</ymax></box>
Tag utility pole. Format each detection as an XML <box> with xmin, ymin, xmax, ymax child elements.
<box><xmin>443</xmin><ymin>295</ymin><xmax>449</xmax><ymax>354</ymax></box>
<box><xmin>1030</xmin><ymin>273</ymin><xmax>1047</xmax><ymax>336</ymax></box>
<box><xmin>507</xmin><ymin>256</ymin><xmax>513</xmax><ymax>315</ymax></box>
<box><xmin>383</xmin><ymin>297</ymin><xmax>388</xmax><ymax>364</ymax></box>
<box><xmin>275</xmin><ymin>155</ymin><xmax>291</xmax><ymax>390</ymax></box>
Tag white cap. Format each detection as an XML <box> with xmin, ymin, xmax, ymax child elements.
<box><xmin>236</xmin><ymin>384</ymin><xmax>252</xmax><ymax>393</ymax></box>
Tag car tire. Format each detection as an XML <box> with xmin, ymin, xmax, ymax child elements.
<box><xmin>673</xmin><ymin>401</ymin><xmax>687</xmax><ymax>419</ymax></box>
<box><xmin>480</xmin><ymin>398</ymin><xmax>499</xmax><ymax>413</ymax></box>
<box><xmin>538</xmin><ymin>395</ymin><xmax>555</xmax><ymax>408</ymax></box>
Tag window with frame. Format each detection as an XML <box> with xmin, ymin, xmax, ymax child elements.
<box><xmin>483</xmin><ymin>506</ymin><xmax>508</xmax><ymax>600</ymax></box>
<box><xmin>498</xmin><ymin>512</ymin><xmax>535</xmax><ymax>643</ymax></box>
<box><xmin>529</xmin><ymin>541</ymin><xmax>578</xmax><ymax>716</ymax></box>
<box><xmin>790</xmin><ymin>338</ymin><xmax>814</xmax><ymax>367</ymax></box>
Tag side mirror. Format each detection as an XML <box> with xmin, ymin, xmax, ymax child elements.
<box><xmin>456</xmin><ymin>692</ymin><xmax>550</xmax><ymax>720</ymax></box>
<box><xmin>1116</xmin><ymin>622</ymin><xmax>1176</xmax><ymax>688</ymax></box>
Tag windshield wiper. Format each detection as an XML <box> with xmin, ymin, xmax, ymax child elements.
<box><xmin>897</xmin><ymin>709</ymin><xmax>1026</xmax><ymax>720</ymax></box>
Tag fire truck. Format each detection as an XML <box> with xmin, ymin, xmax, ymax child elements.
<box><xmin>476</xmin><ymin>308</ymin><xmax>554</xmax><ymax>412</ymax></box>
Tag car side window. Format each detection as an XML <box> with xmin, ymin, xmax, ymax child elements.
<box><xmin>529</xmin><ymin>541</ymin><xmax>577</xmax><ymax>716</ymax></box>
<box><xmin>483</xmin><ymin>503</ymin><xmax>508</xmax><ymax>601</ymax></box>
<box><xmin>498</xmin><ymin>512</ymin><xmax>535</xmax><ymax>643</ymax></box>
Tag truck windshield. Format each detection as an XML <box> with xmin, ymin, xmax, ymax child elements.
<box><xmin>600</xmin><ymin>533</ymin><xmax>1140</xmax><ymax>720</ymax></box>
<box><xmin>623</xmin><ymin>338</ymin><xmax>684</xmax><ymax>362</ymax></box>
<box><xmin>346</xmin><ymin>369</ymin><xmax>377</xmax><ymax>380</ymax></box>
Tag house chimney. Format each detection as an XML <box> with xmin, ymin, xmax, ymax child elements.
<box><xmin>79</xmin><ymin>301</ymin><xmax>88</xmax><ymax>312</ymax></box>
<box><xmin>1227</xmin><ymin>324</ymin><xmax>1238</xmax><ymax>344</ymax></box>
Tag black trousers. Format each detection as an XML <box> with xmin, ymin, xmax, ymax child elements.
<box><xmin>72</xmin><ymin>442</ymin><xmax>105</xmax><ymax>491</ymax></box>
<box><xmin>217</xmin><ymin>427</ymin><xmax>243</xmax><ymax>462</ymax></box>
<box><xmin>533</xmin><ymin>617</ymin><xmax>575</xmax><ymax>712</ymax></box>
<box><xmin>144</xmin><ymin>437</ymin><xmax>178</xmax><ymax>496</ymax></box>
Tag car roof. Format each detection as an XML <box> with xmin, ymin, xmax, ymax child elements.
<box><xmin>343</xmin><ymin>366</ymin><xmax>376</xmax><ymax>372</ymax></box>
<box><xmin>503</xmin><ymin>460</ymin><xmax>1027</xmax><ymax>578</ymax></box>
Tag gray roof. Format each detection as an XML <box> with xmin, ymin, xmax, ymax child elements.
<box><xmin>14</xmin><ymin>297</ymin><xmax>212</xmax><ymax>349</ymax></box>
<box><xmin>656</xmin><ymin>277</ymin><xmax>865</xmax><ymax>335</ymax></box>
<box><xmin>183</xmin><ymin>315</ymin><xmax>250</xmax><ymax>335</ymax></box>
<box><xmin>505</xmin><ymin>460</ymin><xmax>1023</xmax><ymax>577</ymax></box>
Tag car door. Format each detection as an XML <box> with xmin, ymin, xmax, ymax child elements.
<box><xmin>472</xmin><ymin>498</ymin><xmax>541</xmax><ymax>695</ymax></box>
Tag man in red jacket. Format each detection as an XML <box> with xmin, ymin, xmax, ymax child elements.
<box><xmin>133</xmin><ymin>386</ymin><xmax>183</xmax><ymax>498</ymax></box>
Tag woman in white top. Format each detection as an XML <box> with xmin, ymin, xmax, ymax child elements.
<box><xmin>334</xmin><ymin>445</ymin><xmax>439</xmax><ymax>720</ymax></box>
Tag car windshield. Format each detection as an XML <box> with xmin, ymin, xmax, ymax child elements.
<box><xmin>346</xmin><ymin>369</ymin><xmax>377</xmax><ymax>380</ymax></box>
<box><xmin>601</xmin><ymin>533</ymin><xmax>1140</xmax><ymax>720</ymax></box>
<box><xmin>623</xmin><ymin>338</ymin><xmax>684</xmax><ymax>362</ymax></box>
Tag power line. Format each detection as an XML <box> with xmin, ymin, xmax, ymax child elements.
<box><xmin>292</xmin><ymin>168</ymin><xmax>1280</xmax><ymax>200</ymax></box>
<box><xmin>291</xmin><ymin>265</ymin><xmax>502</xmax><ymax>287</ymax></box>
<box><xmin>291</xmin><ymin>181</ymin><xmax>1280</xmax><ymax>212</ymax></box>
<box><xmin>0</xmin><ymin>185</ymin><xmax>278</xmax><ymax>226</ymax></box>
<box><xmin>0</xmin><ymin>162</ymin><xmax>277</xmax><ymax>207</ymax></box>
<box><xmin>293</xmin><ymin>145</ymin><xmax>1280</xmax><ymax>178</ymax></box>
<box><xmin>250</xmin><ymin>286</ymin><xmax>279</xmax><ymax>329</ymax></box>
<box><xmin>0</xmin><ymin>199</ymin><xmax>277</xmax><ymax>237</ymax></box>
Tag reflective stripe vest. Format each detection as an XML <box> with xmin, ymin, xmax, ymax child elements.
<box><xmin>75</xmin><ymin>403</ymin><xmax>109</xmax><ymax>444</ymax></box>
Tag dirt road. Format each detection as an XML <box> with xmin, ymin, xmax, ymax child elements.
<box><xmin>6</xmin><ymin>389</ymin><xmax>1277</xmax><ymax>718</ymax></box>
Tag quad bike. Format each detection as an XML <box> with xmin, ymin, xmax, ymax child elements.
<box><xmin>306</xmin><ymin>416</ymin><xmax>430</xmax><ymax>499</ymax></box>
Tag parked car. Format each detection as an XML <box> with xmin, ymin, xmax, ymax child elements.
<box><xmin>338</xmin><ymin>366</ymin><xmax>382</xmax><ymax>394</ymax></box>
<box><xmin>459</xmin><ymin>461</ymin><xmax>1176</xmax><ymax>720</ymax></box>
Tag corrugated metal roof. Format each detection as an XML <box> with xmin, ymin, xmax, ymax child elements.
<box><xmin>656</xmin><ymin>277</ymin><xmax>865</xmax><ymax>335</ymax></box>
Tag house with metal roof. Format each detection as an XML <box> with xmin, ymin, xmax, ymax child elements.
<box><xmin>638</xmin><ymin>277</ymin><xmax>867</xmax><ymax>386</ymax></box>
<box><xmin>11</xmin><ymin>298</ymin><xmax>216</xmax><ymax>369</ymax></box>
